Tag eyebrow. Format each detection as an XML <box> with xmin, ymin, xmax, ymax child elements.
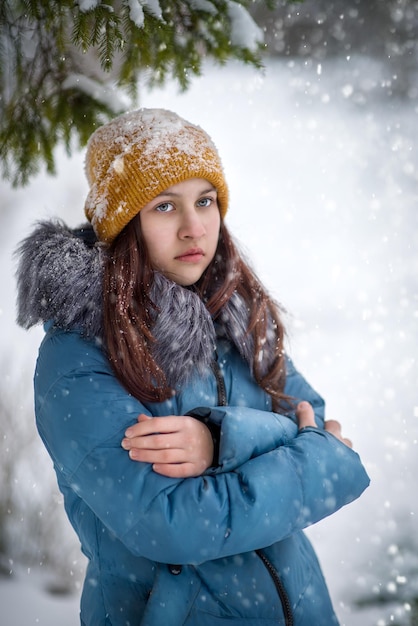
<box><xmin>155</xmin><ymin>186</ymin><xmax>216</xmax><ymax>198</ymax></box>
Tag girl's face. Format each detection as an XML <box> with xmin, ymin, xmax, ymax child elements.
<box><xmin>139</xmin><ymin>178</ymin><xmax>221</xmax><ymax>286</ymax></box>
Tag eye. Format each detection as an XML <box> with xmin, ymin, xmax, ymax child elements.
<box><xmin>197</xmin><ymin>197</ymin><xmax>213</xmax><ymax>208</ymax></box>
<box><xmin>155</xmin><ymin>202</ymin><xmax>174</xmax><ymax>213</ymax></box>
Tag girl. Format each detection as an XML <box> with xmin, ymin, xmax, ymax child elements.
<box><xmin>16</xmin><ymin>108</ymin><xmax>369</xmax><ymax>625</ymax></box>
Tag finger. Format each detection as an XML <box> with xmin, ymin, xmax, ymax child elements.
<box><xmin>136</xmin><ymin>414</ymin><xmax>182</xmax><ymax>433</ymax></box>
<box><xmin>123</xmin><ymin>431</ymin><xmax>184</xmax><ymax>452</ymax></box>
<box><xmin>324</xmin><ymin>420</ymin><xmax>353</xmax><ymax>448</ymax></box>
<box><xmin>128</xmin><ymin>447</ymin><xmax>186</xmax><ymax>464</ymax></box>
<box><xmin>124</xmin><ymin>417</ymin><xmax>156</xmax><ymax>439</ymax></box>
<box><xmin>324</xmin><ymin>420</ymin><xmax>342</xmax><ymax>437</ymax></box>
<box><xmin>137</xmin><ymin>413</ymin><xmax>152</xmax><ymax>423</ymax></box>
<box><xmin>152</xmin><ymin>462</ymin><xmax>203</xmax><ymax>478</ymax></box>
<box><xmin>125</xmin><ymin>416</ymin><xmax>180</xmax><ymax>439</ymax></box>
<box><xmin>296</xmin><ymin>401</ymin><xmax>316</xmax><ymax>430</ymax></box>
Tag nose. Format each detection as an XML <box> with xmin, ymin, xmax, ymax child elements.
<box><xmin>178</xmin><ymin>208</ymin><xmax>206</xmax><ymax>240</ymax></box>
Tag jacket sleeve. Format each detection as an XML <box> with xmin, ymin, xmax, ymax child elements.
<box><xmin>35</xmin><ymin>330</ymin><xmax>370</xmax><ymax>566</ymax></box>
<box><xmin>188</xmin><ymin>405</ymin><xmax>298</xmax><ymax>472</ymax></box>
<box><xmin>188</xmin><ymin>355</ymin><xmax>325</xmax><ymax>471</ymax></box>
<box><xmin>283</xmin><ymin>355</ymin><xmax>326</xmax><ymax>427</ymax></box>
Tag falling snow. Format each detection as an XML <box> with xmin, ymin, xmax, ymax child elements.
<box><xmin>1</xmin><ymin>55</ymin><xmax>417</xmax><ymax>625</ymax></box>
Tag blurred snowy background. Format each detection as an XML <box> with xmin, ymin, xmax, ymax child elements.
<box><xmin>1</xmin><ymin>2</ymin><xmax>418</xmax><ymax>625</ymax></box>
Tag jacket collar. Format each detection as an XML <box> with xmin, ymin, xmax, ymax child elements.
<box><xmin>15</xmin><ymin>220</ymin><xmax>272</xmax><ymax>386</ymax></box>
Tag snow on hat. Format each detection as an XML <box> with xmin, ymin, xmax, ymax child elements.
<box><xmin>84</xmin><ymin>108</ymin><xmax>229</xmax><ymax>243</ymax></box>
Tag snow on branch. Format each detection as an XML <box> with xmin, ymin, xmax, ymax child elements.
<box><xmin>62</xmin><ymin>73</ymin><xmax>128</xmax><ymax>113</ymax></box>
<box><xmin>139</xmin><ymin>0</ymin><xmax>164</xmax><ymax>21</ymax></box>
<box><xmin>126</xmin><ymin>0</ymin><xmax>164</xmax><ymax>27</ymax></box>
<box><xmin>127</xmin><ymin>0</ymin><xmax>145</xmax><ymax>27</ymax></box>
<box><xmin>226</xmin><ymin>1</ymin><xmax>264</xmax><ymax>51</ymax></box>
<box><xmin>188</xmin><ymin>0</ymin><xmax>217</xmax><ymax>15</ymax></box>
<box><xmin>77</xmin><ymin>0</ymin><xmax>101</xmax><ymax>11</ymax></box>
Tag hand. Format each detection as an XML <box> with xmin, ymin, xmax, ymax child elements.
<box><xmin>121</xmin><ymin>414</ymin><xmax>214</xmax><ymax>478</ymax></box>
<box><xmin>324</xmin><ymin>419</ymin><xmax>353</xmax><ymax>448</ymax></box>
<box><xmin>296</xmin><ymin>401</ymin><xmax>353</xmax><ymax>448</ymax></box>
<box><xmin>296</xmin><ymin>401</ymin><xmax>317</xmax><ymax>429</ymax></box>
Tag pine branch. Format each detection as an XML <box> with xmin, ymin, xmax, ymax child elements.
<box><xmin>0</xmin><ymin>0</ymin><xmax>295</xmax><ymax>187</ymax></box>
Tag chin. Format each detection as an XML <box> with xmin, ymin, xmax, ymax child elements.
<box><xmin>161</xmin><ymin>271</ymin><xmax>203</xmax><ymax>287</ymax></box>
<box><xmin>176</xmin><ymin>277</ymin><xmax>201</xmax><ymax>287</ymax></box>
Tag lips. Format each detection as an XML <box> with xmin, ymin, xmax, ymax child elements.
<box><xmin>175</xmin><ymin>248</ymin><xmax>205</xmax><ymax>262</ymax></box>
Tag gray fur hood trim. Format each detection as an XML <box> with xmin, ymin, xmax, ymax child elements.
<box><xmin>15</xmin><ymin>221</ymin><xmax>266</xmax><ymax>386</ymax></box>
<box><xmin>16</xmin><ymin>221</ymin><xmax>105</xmax><ymax>338</ymax></box>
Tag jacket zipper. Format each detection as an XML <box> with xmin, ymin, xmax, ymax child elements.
<box><xmin>210</xmin><ymin>359</ymin><xmax>227</xmax><ymax>406</ymax></box>
<box><xmin>211</xmin><ymin>358</ymin><xmax>293</xmax><ymax>625</ymax></box>
<box><xmin>256</xmin><ymin>549</ymin><xmax>294</xmax><ymax>626</ymax></box>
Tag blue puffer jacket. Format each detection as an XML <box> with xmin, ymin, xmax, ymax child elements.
<box><xmin>17</xmin><ymin>222</ymin><xmax>370</xmax><ymax>625</ymax></box>
<box><xmin>34</xmin><ymin>329</ymin><xmax>369</xmax><ymax>626</ymax></box>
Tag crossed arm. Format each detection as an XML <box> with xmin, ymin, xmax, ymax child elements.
<box><xmin>121</xmin><ymin>402</ymin><xmax>353</xmax><ymax>478</ymax></box>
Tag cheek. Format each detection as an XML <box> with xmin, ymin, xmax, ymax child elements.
<box><xmin>206</xmin><ymin>227</ymin><xmax>221</xmax><ymax>266</ymax></box>
<box><xmin>142</xmin><ymin>227</ymin><xmax>173</xmax><ymax>268</ymax></box>
<box><xmin>206</xmin><ymin>210</ymin><xmax>221</xmax><ymax>236</ymax></box>
<box><xmin>209</xmin><ymin>215</ymin><xmax>221</xmax><ymax>245</ymax></box>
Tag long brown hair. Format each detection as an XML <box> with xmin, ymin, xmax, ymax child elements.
<box><xmin>103</xmin><ymin>218</ymin><xmax>288</xmax><ymax>409</ymax></box>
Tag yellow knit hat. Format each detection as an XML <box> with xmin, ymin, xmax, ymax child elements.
<box><xmin>84</xmin><ymin>108</ymin><xmax>229</xmax><ymax>243</ymax></box>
